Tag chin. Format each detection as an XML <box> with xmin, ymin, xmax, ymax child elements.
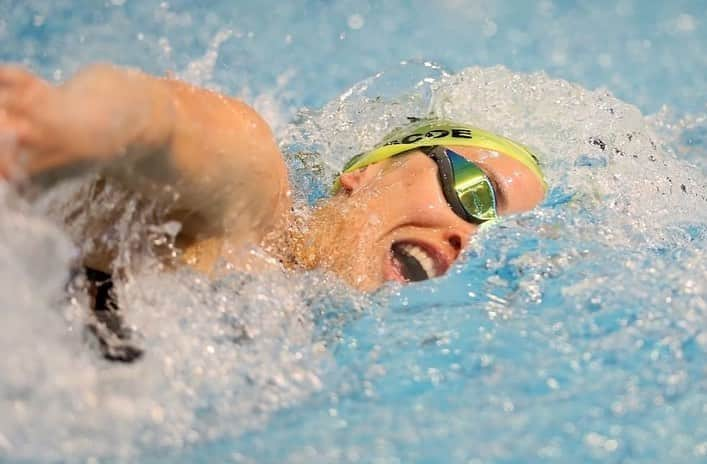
<box><xmin>327</xmin><ymin>252</ymin><xmax>386</xmax><ymax>292</ymax></box>
<box><xmin>305</xmin><ymin>199</ymin><xmax>390</xmax><ymax>291</ymax></box>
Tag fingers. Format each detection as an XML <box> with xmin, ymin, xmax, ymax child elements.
<box><xmin>0</xmin><ymin>64</ymin><xmax>85</xmax><ymax>182</ymax></box>
<box><xmin>0</xmin><ymin>66</ymin><xmax>32</xmax><ymax>106</ymax></box>
<box><xmin>0</xmin><ymin>124</ymin><xmax>20</xmax><ymax>181</ymax></box>
<box><xmin>0</xmin><ymin>66</ymin><xmax>44</xmax><ymax>180</ymax></box>
<box><xmin>0</xmin><ymin>65</ymin><xmax>37</xmax><ymax>88</ymax></box>
<box><xmin>0</xmin><ymin>65</ymin><xmax>49</xmax><ymax>154</ymax></box>
<box><xmin>0</xmin><ymin>65</ymin><xmax>49</xmax><ymax>114</ymax></box>
<box><xmin>0</xmin><ymin>71</ymin><xmax>26</xmax><ymax>149</ymax></box>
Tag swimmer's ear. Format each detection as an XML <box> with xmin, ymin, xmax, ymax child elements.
<box><xmin>339</xmin><ymin>165</ymin><xmax>378</xmax><ymax>193</ymax></box>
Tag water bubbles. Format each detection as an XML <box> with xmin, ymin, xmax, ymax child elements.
<box><xmin>538</xmin><ymin>0</ymin><xmax>554</xmax><ymax>16</ymax></box>
<box><xmin>696</xmin><ymin>332</ymin><xmax>707</xmax><ymax>349</ymax></box>
<box><xmin>158</xmin><ymin>37</ymin><xmax>172</xmax><ymax>57</ymax></box>
<box><xmin>604</xmin><ymin>439</ymin><xmax>619</xmax><ymax>452</ymax></box>
<box><xmin>584</xmin><ymin>432</ymin><xmax>618</xmax><ymax>453</ymax></box>
<box><xmin>597</xmin><ymin>53</ymin><xmax>612</xmax><ymax>69</ymax></box>
<box><xmin>574</xmin><ymin>154</ymin><xmax>607</xmax><ymax>168</ymax></box>
<box><xmin>0</xmin><ymin>171</ymin><xmax>374</xmax><ymax>461</ymax></box>
<box><xmin>0</xmin><ymin>0</ymin><xmax>704</xmax><ymax>455</ymax></box>
<box><xmin>482</xmin><ymin>19</ymin><xmax>497</xmax><ymax>38</ymax></box>
<box><xmin>280</xmin><ymin>60</ymin><xmax>449</xmax><ymax>180</ymax></box>
<box><xmin>615</xmin><ymin>0</ymin><xmax>634</xmax><ymax>17</ymax></box>
<box><xmin>672</xmin><ymin>14</ymin><xmax>697</xmax><ymax>33</ymax></box>
<box><xmin>347</xmin><ymin>14</ymin><xmax>365</xmax><ymax>30</ymax></box>
<box><xmin>180</xmin><ymin>29</ymin><xmax>233</xmax><ymax>86</ymax></box>
<box><xmin>551</xmin><ymin>48</ymin><xmax>567</xmax><ymax>66</ymax></box>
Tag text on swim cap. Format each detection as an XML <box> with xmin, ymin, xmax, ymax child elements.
<box><xmin>383</xmin><ymin>128</ymin><xmax>473</xmax><ymax>146</ymax></box>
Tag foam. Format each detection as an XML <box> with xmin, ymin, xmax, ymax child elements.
<box><xmin>284</xmin><ymin>64</ymin><xmax>706</xmax><ymax>249</ymax></box>
<box><xmin>0</xmin><ymin>176</ymin><xmax>368</xmax><ymax>460</ymax></box>
<box><xmin>0</xmin><ymin>6</ymin><xmax>705</xmax><ymax>456</ymax></box>
<box><xmin>262</xmin><ymin>65</ymin><xmax>707</xmax><ymax>462</ymax></box>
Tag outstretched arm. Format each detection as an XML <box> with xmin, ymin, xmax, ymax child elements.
<box><xmin>0</xmin><ymin>64</ymin><xmax>290</xmax><ymax>242</ymax></box>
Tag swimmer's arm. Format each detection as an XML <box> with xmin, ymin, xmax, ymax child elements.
<box><xmin>125</xmin><ymin>69</ymin><xmax>290</xmax><ymax>239</ymax></box>
<box><xmin>0</xmin><ymin>64</ymin><xmax>289</xmax><ymax>238</ymax></box>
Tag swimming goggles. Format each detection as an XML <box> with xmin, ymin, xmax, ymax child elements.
<box><xmin>332</xmin><ymin>119</ymin><xmax>545</xmax><ymax>192</ymax></box>
<box><xmin>332</xmin><ymin>119</ymin><xmax>545</xmax><ymax>223</ymax></box>
<box><xmin>419</xmin><ymin>145</ymin><xmax>497</xmax><ymax>224</ymax></box>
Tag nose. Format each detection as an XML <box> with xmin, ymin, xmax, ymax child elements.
<box><xmin>446</xmin><ymin>233</ymin><xmax>463</xmax><ymax>252</ymax></box>
<box><xmin>444</xmin><ymin>223</ymin><xmax>475</xmax><ymax>260</ymax></box>
<box><xmin>443</xmin><ymin>207</ymin><xmax>478</xmax><ymax>248</ymax></box>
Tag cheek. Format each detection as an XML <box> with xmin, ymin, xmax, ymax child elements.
<box><xmin>392</xmin><ymin>183</ymin><xmax>452</xmax><ymax>224</ymax></box>
<box><xmin>365</xmin><ymin>159</ymin><xmax>451</xmax><ymax>222</ymax></box>
<box><xmin>394</xmin><ymin>174</ymin><xmax>446</xmax><ymax>211</ymax></box>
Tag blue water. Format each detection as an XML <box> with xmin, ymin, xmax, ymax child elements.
<box><xmin>1</xmin><ymin>1</ymin><xmax>706</xmax><ymax>463</ymax></box>
<box><xmin>3</xmin><ymin>0</ymin><xmax>706</xmax><ymax>116</ymax></box>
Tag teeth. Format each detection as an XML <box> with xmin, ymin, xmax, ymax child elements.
<box><xmin>399</xmin><ymin>244</ymin><xmax>438</xmax><ymax>278</ymax></box>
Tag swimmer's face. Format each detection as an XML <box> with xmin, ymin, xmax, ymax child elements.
<box><xmin>304</xmin><ymin>146</ymin><xmax>545</xmax><ymax>291</ymax></box>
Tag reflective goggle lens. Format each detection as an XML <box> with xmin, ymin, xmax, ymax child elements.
<box><xmin>446</xmin><ymin>149</ymin><xmax>497</xmax><ymax>223</ymax></box>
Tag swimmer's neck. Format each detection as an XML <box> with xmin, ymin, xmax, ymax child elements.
<box><xmin>178</xmin><ymin>179</ymin><xmax>296</xmax><ymax>275</ymax></box>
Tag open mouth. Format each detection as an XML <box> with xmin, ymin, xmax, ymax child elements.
<box><xmin>390</xmin><ymin>242</ymin><xmax>444</xmax><ymax>282</ymax></box>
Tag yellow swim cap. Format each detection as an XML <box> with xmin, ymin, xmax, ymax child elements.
<box><xmin>333</xmin><ymin>119</ymin><xmax>545</xmax><ymax>192</ymax></box>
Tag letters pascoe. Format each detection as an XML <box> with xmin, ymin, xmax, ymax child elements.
<box><xmin>383</xmin><ymin>128</ymin><xmax>473</xmax><ymax>146</ymax></box>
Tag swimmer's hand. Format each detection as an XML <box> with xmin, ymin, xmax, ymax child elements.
<box><xmin>0</xmin><ymin>63</ymin><xmax>289</xmax><ymax>249</ymax></box>
<box><xmin>0</xmin><ymin>64</ymin><xmax>173</xmax><ymax>180</ymax></box>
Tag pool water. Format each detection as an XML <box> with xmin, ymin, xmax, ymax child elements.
<box><xmin>1</xmin><ymin>1</ymin><xmax>706</xmax><ymax>463</ymax></box>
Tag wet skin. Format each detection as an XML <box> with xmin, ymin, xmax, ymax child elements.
<box><xmin>0</xmin><ymin>64</ymin><xmax>544</xmax><ymax>292</ymax></box>
<box><xmin>302</xmin><ymin>146</ymin><xmax>546</xmax><ymax>291</ymax></box>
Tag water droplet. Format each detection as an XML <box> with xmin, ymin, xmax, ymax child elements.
<box><xmin>347</xmin><ymin>14</ymin><xmax>365</xmax><ymax>30</ymax></box>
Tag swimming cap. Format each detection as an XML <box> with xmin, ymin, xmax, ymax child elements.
<box><xmin>333</xmin><ymin>119</ymin><xmax>545</xmax><ymax>192</ymax></box>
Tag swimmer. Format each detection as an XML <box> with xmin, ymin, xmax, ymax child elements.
<box><xmin>0</xmin><ymin>64</ymin><xmax>546</xmax><ymax>292</ymax></box>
